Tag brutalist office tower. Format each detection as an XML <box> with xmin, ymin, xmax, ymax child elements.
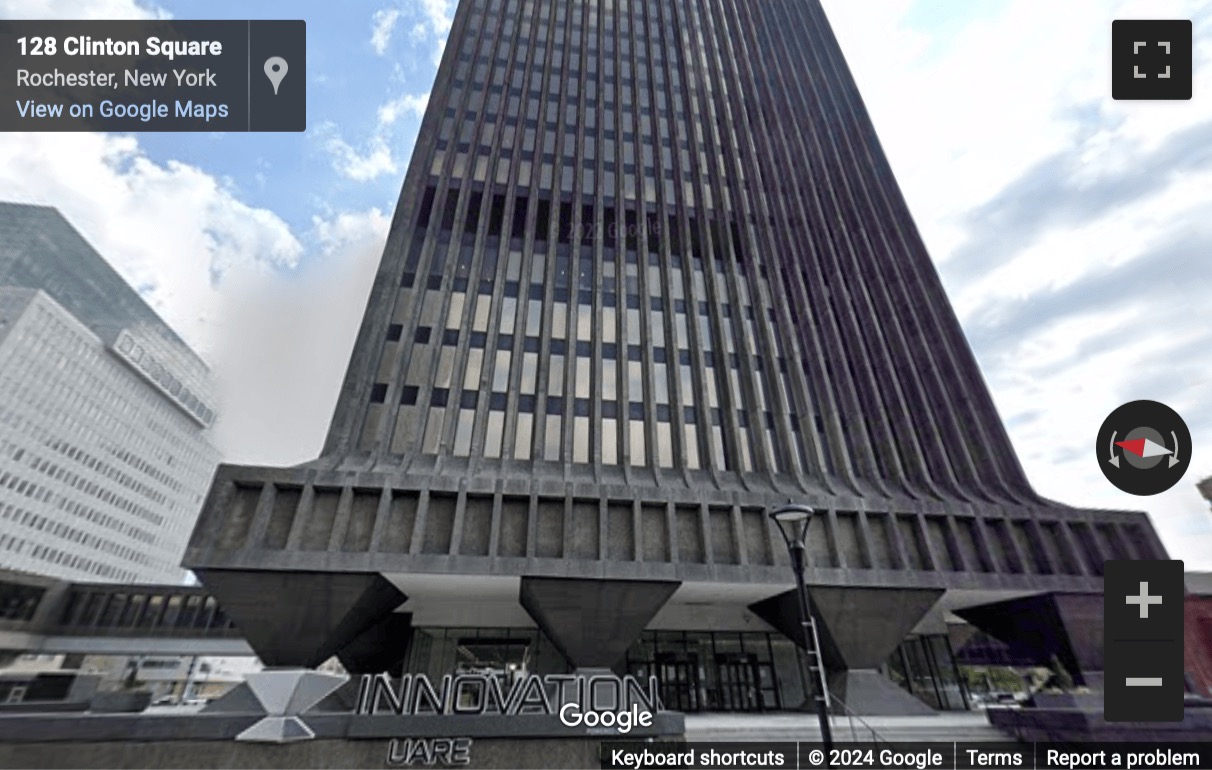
<box><xmin>186</xmin><ymin>0</ymin><xmax>1166</xmax><ymax>713</ymax></box>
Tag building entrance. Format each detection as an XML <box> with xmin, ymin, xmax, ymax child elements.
<box><xmin>402</xmin><ymin>627</ymin><xmax>969</xmax><ymax>713</ymax></box>
<box><xmin>654</xmin><ymin>653</ymin><xmax>700</xmax><ymax>712</ymax></box>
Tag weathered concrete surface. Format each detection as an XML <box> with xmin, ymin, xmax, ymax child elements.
<box><xmin>0</xmin><ymin>737</ymin><xmax>651</xmax><ymax>769</ymax></box>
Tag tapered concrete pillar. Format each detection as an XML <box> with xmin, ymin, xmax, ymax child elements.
<box><xmin>195</xmin><ymin>569</ymin><xmax>406</xmax><ymax>668</ymax></box>
<box><xmin>751</xmin><ymin>585</ymin><xmax>943</xmax><ymax>715</ymax></box>
<box><xmin>336</xmin><ymin>612</ymin><xmax>414</xmax><ymax>675</ymax></box>
<box><xmin>519</xmin><ymin>577</ymin><xmax>680</xmax><ymax>669</ymax></box>
<box><xmin>955</xmin><ymin>592</ymin><xmax>1103</xmax><ymax>687</ymax></box>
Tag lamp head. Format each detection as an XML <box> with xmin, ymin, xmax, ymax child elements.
<box><xmin>768</xmin><ymin>503</ymin><xmax>816</xmax><ymax>547</ymax></box>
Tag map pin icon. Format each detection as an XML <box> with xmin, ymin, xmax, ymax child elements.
<box><xmin>264</xmin><ymin>57</ymin><xmax>288</xmax><ymax>95</ymax></box>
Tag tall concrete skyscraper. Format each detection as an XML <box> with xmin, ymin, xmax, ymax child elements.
<box><xmin>187</xmin><ymin>0</ymin><xmax>1165</xmax><ymax>713</ymax></box>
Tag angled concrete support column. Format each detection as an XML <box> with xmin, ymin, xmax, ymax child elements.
<box><xmin>519</xmin><ymin>577</ymin><xmax>680</xmax><ymax>669</ymax></box>
<box><xmin>751</xmin><ymin>585</ymin><xmax>943</xmax><ymax>715</ymax></box>
<box><xmin>195</xmin><ymin>569</ymin><xmax>405</xmax><ymax>668</ymax></box>
<box><xmin>336</xmin><ymin>612</ymin><xmax>414</xmax><ymax>676</ymax></box>
<box><xmin>955</xmin><ymin>592</ymin><xmax>1103</xmax><ymax>687</ymax></box>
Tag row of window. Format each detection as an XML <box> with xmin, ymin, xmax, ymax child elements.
<box><xmin>0</xmin><ymin>499</ymin><xmax>157</xmax><ymax>568</ymax></box>
<box><xmin>1</xmin><ymin>304</ymin><xmax>215</xmax><ymax>496</ymax></box>
<box><xmin>115</xmin><ymin>332</ymin><xmax>216</xmax><ymax>427</ymax></box>
<box><xmin>444</xmin><ymin>0</ymin><xmax>747</xmax><ymax>205</ymax></box>
<box><xmin>0</xmin><ymin>420</ymin><xmax>165</xmax><ymax>528</ymax></box>
<box><xmin>0</xmin><ymin>531</ymin><xmax>137</xmax><ymax>582</ymax></box>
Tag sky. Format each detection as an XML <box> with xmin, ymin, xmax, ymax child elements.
<box><xmin>0</xmin><ymin>0</ymin><xmax>1209</xmax><ymax>569</ymax></box>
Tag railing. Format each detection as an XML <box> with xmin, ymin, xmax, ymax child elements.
<box><xmin>829</xmin><ymin>692</ymin><xmax>893</xmax><ymax>745</ymax></box>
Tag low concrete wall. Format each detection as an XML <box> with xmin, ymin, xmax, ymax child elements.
<box><xmin>0</xmin><ymin>711</ymin><xmax>686</xmax><ymax>769</ymax></box>
<box><xmin>0</xmin><ymin>736</ymin><xmax>661</xmax><ymax>769</ymax></box>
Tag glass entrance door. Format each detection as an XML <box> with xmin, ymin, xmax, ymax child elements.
<box><xmin>716</xmin><ymin>653</ymin><xmax>763</xmax><ymax>711</ymax></box>
<box><xmin>655</xmin><ymin>653</ymin><xmax>701</xmax><ymax>712</ymax></box>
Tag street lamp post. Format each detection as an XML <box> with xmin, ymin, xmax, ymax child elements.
<box><xmin>769</xmin><ymin>504</ymin><xmax>834</xmax><ymax>755</ymax></box>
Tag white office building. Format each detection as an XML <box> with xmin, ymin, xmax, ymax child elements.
<box><xmin>0</xmin><ymin>203</ymin><xmax>220</xmax><ymax>584</ymax></box>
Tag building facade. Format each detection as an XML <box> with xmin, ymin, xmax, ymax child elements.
<box><xmin>0</xmin><ymin>203</ymin><xmax>220</xmax><ymax>584</ymax></box>
<box><xmin>185</xmin><ymin>0</ymin><xmax>1165</xmax><ymax>714</ymax></box>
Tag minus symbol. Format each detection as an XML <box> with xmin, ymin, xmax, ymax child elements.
<box><xmin>1125</xmin><ymin>677</ymin><xmax>1163</xmax><ymax>687</ymax></box>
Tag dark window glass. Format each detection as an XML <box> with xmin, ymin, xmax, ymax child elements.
<box><xmin>512</xmin><ymin>196</ymin><xmax>529</xmax><ymax>239</ymax></box>
<box><xmin>415</xmin><ymin>327</ymin><xmax>432</xmax><ymax>344</ymax></box>
<box><xmin>558</xmin><ymin>201</ymin><xmax>573</xmax><ymax>243</ymax></box>
<box><xmin>370</xmin><ymin>384</ymin><xmax>388</xmax><ymax>403</ymax></box>
<box><xmin>432</xmin><ymin>388</ymin><xmax>450</xmax><ymax>407</ymax></box>
<box><xmin>387</xmin><ymin>324</ymin><xmax>403</xmax><ymax>342</ymax></box>
<box><xmin>489</xmin><ymin>194</ymin><xmax>506</xmax><ymax>236</ymax></box>
<box><xmin>400</xmin><ymin>386</ymin><xmax>420</xmax><ymax>405</ymax></box>
<box><xmin>418</xmin><ymin>186</ymin><xmax>437</xmax><ymax>228</ymax></box>
<box><xmin>535</xmin><ymin>198</ymin><xmax>551</xmax><ymax>240</ymax></box>
<box><xmin>465</xmin><ymin>190</ymin><xmax>482</xmax><ymax>233</ymax></box>
<box><xmin>443</xmin><ymin>329</ymin><xmax>460</xmax><ymax>346</ymax></box>
<box><xmin>441</xmin><ymin>188</ymin><xmax>459</xmax><ymax>231</ymax></box>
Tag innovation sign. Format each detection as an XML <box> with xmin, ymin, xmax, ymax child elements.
<box><xmin>357</xmin><ymin>671</ymin><xmax>665</xmax><ymax>766</ymax></box>
<box><xmin>357</xmin><ymin>671</ymin><xmax>662</xmax><ymax>724</ymax></box>
<box><xmin>235</xmin><ymin>669</ymin><xmax>676</xmax><ymax>767</ymax></box>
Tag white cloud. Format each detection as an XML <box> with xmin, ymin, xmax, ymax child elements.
<box><xmin>820</xmin><ymin>0</ymin><xmax>1212</xmax><ymax>568</ymax></box>
<box><xmin>0</xmin><ymin>126</ymin><xmax>387</xmax><ymax>468</ymax></box>
<box><xmin>0</xmin><ymin>131</ymin><xmax>300</xmax><ymax>352</ymax></box>
<box><xmin>378</xmin><ymin>92</ymin><xmax>429</xmax><ymax>125</ymax></box>
<box><xmin>318</xmin><ymin>124</ymin><xmax>399</xmax><ymax>182</ymax></box>
<box><xmin>403</xmin><ymin>0</ymin><xmax>453</xmax><ymax>67</ymax></box>
<box><xmin>415</xmin><ymin>0</ymin><xmax>453</xmax><ymax>37</ymax></box>
<box><xmin>370</xmin><ymin>7</ymin><xmax>401</xmax><ymax>55</ymax></box>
